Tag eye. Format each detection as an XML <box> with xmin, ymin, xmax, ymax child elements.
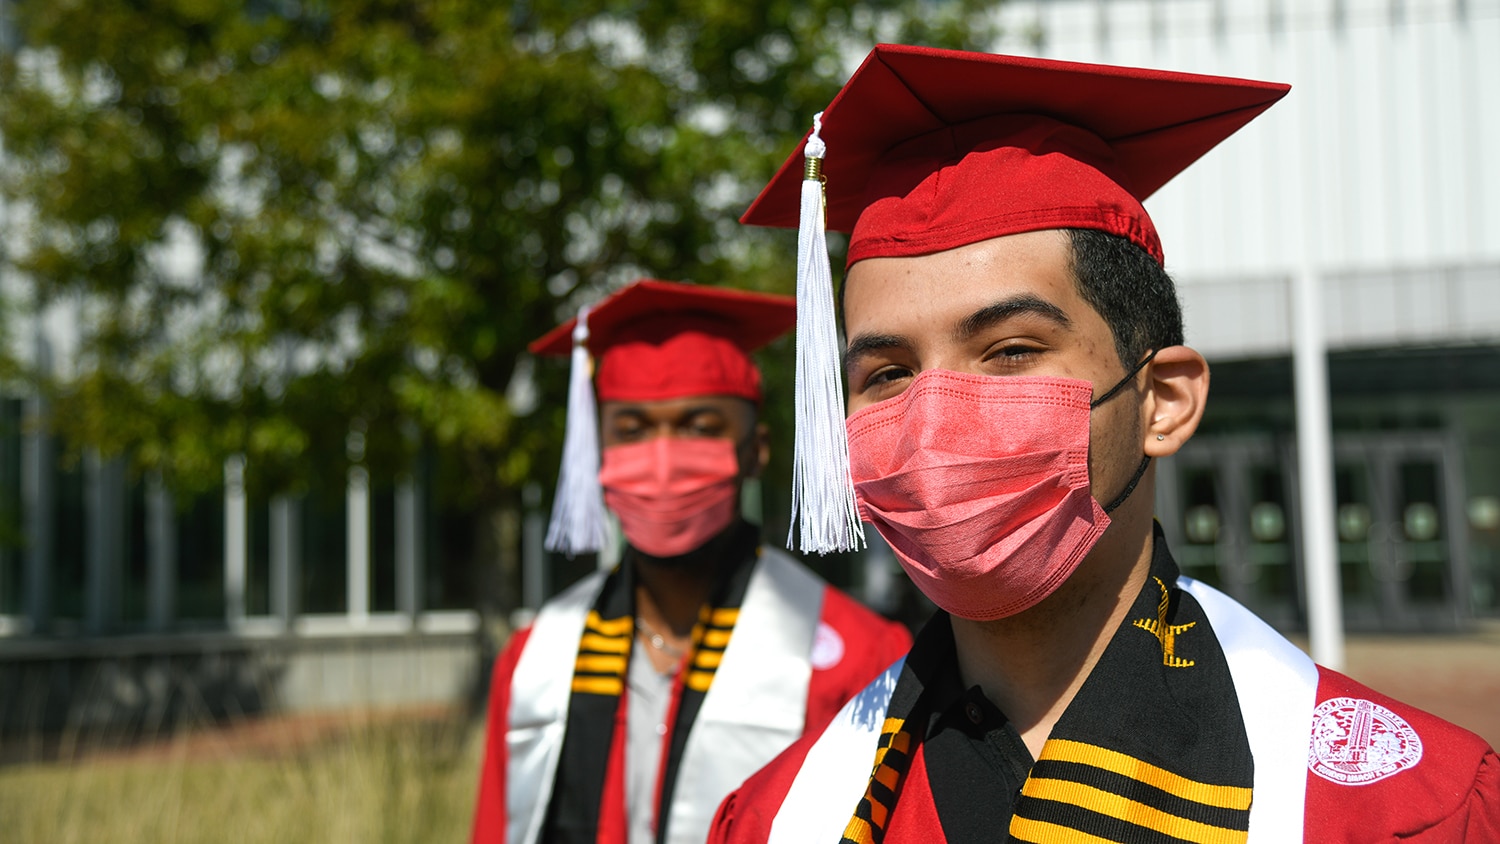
<box><xmin>982</xmin><ymin>341</ymin><xmax>1045</xmax><ymax>367</ymax></box>
<box><xmin>682</xmin><ymin>413</ymin><xmax>728</xmax><ymax>438</ymax></box>
<box><xmin>609</xmin><ymin>417</ymin><xmax>647</xmax><ymax>440</ymax></box>
<box><xmin>860</xmin><ymin>365</ymin><xmax>913</xmax><ymax>394</ymax></box>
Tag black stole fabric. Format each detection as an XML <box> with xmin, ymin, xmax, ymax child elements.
<box><xmin>542</xmin><ymin>521</ymin><xmax>761</xmax><ymax>844</ymax></box>
<box><xmin>841</xmin><ymin>526</ymin><xmax>1256</xmax><ymax>844</ymax></box>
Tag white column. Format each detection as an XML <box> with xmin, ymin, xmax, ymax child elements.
<box><xmin>347</xmin><ymin>464</ymin><xmax>370</xmax><ymax>625</ymax></box>
<box><xmin>1289</xmin><ymin>7</ymin><xmax>1346</xmax><ymax>670</ymax></box>
<box><xmin>85</xmin><ymin>452</ymin><xmax>105</xmax><ymax>629</ymax></box>
<box><xmin>84</xmin><ymin>450</ymin><xmax>107</xmax><ymax>633</ymax></box>
<box><xmin>224</xmin><ymin>455</ymin><xmax>247</xmax><ymax>627</ymax></box>
<box><xmin>84</xmin><ymin>451</ymin><xmax>124</xmax><ymax>633</ymax></box>
<box><xmin>22</xmin><ymin>335</ymin><xmax>53</xmax><ymax>633</ymax></box>
<box><xmin>522</xmin><ymin>482</ymin><xmax>546</xmax><ymax>610</ymax></box>
<box><xmin>395</xmin><ymin>472</ymin><xmax>421</xmax><ymax>619</ymax></box>
<box><xmin>1293</xmin><ymin>266</ymin><xmax>1345</xmax><ymax>670</ymax></box>
<box><xmin>146</xmin><ymin>471</ymin><xmax>175</xmax><ymax>631</ymax></box>
<box><xmin>270</xmin><ymin>493</ymin><xmax>297</xmax><ymax>626</ymax></box>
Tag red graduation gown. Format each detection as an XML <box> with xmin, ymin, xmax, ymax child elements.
<box><xmin>472</xmin><ymin>583</ymin><xmax>911</xmax><ymax>843</ymax></box>
<box><xmin>707</xmin><ymin>666</ymin><xmax>1500</xmax><ymax>843</ymax></box>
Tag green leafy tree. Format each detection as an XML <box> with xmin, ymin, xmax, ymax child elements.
<box><xmin>0</xmin><ymin>0</ymin><xmax>997</xmax><ymax>616</ymax></box>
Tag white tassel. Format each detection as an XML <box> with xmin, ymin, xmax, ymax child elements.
<box><xmin>789</xmin><ymin>113</ymin><xmax>865</xmax><ymax>555</ymax></box>
<box><xmin>544</xmin><ymin>305</ymin><xmax>609</xmax><ymax>556</ymax></box>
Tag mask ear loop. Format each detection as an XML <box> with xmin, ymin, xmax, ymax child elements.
<box><xmin>1089</xmin><ymin>349</ymin><xmax>1159</xmax><ymax>515</ymax></box>
<box><xmin>1102</xmin><ymin>455</ymin><xmax>1152</xmax><ymax>514</ymax></box>
<box><xmin>1089</xmin><ymin>348</ymin><xmax>1159</xmax><ymax>409</ymax></box>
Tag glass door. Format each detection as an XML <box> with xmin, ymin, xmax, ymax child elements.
<box><xmin>1157</xmin><ymin>436</ymin><xmax>1301</xmax><ymax>629</ymax></box>
<box><xmin>1331</xmin><ymin>435</ymin><xmax>1468</xmax><ymax>630</ymax></box>
<box><xmin>1162</xmin><ymin>432</ymin><xmax>1470</xmax><ymax>632</ymax></box>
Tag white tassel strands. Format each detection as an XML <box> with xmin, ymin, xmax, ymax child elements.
<box><xmin>788</xmin><ymin>113</ymin><xmax>865</xmax><ymax>555</ymax></box>
<box><xmin>544</xmin><ymin>305</ymin><xmax>609</xmax><ymax>556</ymax></box>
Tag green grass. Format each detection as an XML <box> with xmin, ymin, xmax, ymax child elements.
<box><xmin>0</xmin><ymin>714</ymin><xmax>483</xmax><ymax>844</ymax></box>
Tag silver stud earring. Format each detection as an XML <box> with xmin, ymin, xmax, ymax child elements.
<box><xmin>1156</xmin><ymin>434</ymin><xmax>1166</xmax><ymax>441</ymax></box>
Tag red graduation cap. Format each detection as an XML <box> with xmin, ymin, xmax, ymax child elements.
<box><xmin>744</xmin><ymin>45</ymin><xmax>1289</xmax><ymax>556</ymax></box>
<box><xmin>529</xmin><ymin>280</ymin><xmax>795</xmax><ymax>556</ymax></box>
<box><xmin>742</xmin><ymin>43</ymin><xmax>1291</xmax><ymax>266</ymax></box>
<box><xmin>530</xmin><ymin>279</ymin><xmax>795</xmax><ymax>404</ymax></box>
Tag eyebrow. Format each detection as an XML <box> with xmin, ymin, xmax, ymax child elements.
<box><xmin>605</xmin><ymin>404</ymin><xmax>732</xmax><ymax>422</ymax></box>
<box><xmin>841</xmin><ymin>294</ymin><xmax>1072</xmax><ymax>374</ymax></box>
<box><xmin>954</xmin><ymin>294</ymin><xmax>1071</xmax><ymax>342</ymax></box>
<box><xmin>842</xmin><ymin>333</ymin><xmax>912</xmax><ymax>375</ymax></box>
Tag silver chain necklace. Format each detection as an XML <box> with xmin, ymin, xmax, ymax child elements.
<box><xmin>635</xmin><ymin>616</ymin><xmax>687</xmax><ymax>659</ymax></box>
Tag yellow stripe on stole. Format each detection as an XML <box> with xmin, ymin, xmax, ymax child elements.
<box><xmin>585</xmin><ymin>611</ymin><xmax>632</xmax><ymax>636</ymax></box>
<box><xmin>693</xmin><ymin>649</ymin><xmax>723</xmax><ymax>669</ymax></box>
<box><xmin>1039</xmin><ymin>739</ymin><xmax>1253</xmax><ymax>810</ymax></box>
<box><xmin>869</xmin><ymin>720</ymin><xmax>908</xmax><ymax>770</ymax></box>
<box><xmin>574</xmin><ymin>654</ymin><xmax>626</xmax><ymax>674</ymax></box>
<box><xmin>579</xmin><ymin>633</ymin><xmax>630</xmax><ymax>654</ymax></box>
<box><xmin>841</xmin><ymin>816</ymin><xmax>874</xmax><ymax>844</ymax></box>
<box><xmin>1019</xmin><ymin>778</ymin><xmax>1248</xmax><ymax>844</ymax></box>
<box><xmin>705</xmin><ymin>607</ymin><xmax>739</xmax><ymax>627</ymax></box>
<box><xmin>686</xmin><ymin>670</ymin><xmax>715</xmax><ymax>692</ymax></box>
<box><xmin>700</xmin><ymin>628</ymin><xmax>733</xmax><ymax>649</ymax></box>
<box><xmin>571</xmin><ymin>676</ymin><xmax>623</xmax><ymax>696</ymax></box>
<box><xmin>1009</xmin><ymin>817</ymin><xmax>1138</xmax><ymax>844</ymax></box>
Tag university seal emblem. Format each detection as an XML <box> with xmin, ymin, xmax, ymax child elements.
<box><xmin>1308</xmin><ymin>696</ymin><xmax>1423</xmax><ymax>785</ymax></box>
<box><xmin>810</xmin><ymin>622</ymin><xmax>845</xmax><ymax>670</ymax></box>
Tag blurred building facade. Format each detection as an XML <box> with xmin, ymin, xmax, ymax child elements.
<box><xmin>4</xmin><ymin>0</ymin><xmax>1499</xmax><ymax>735</ymax></box>
<box><xmin>0</xmin><ymin>2</ymin><xmax>491</xmax><ymax>735</ymax></box>
<box><xmin>993</xmin><ymin>0</ymin><xmax>1500</xmax><ymax>631</ymax></box>
<box><xmin>0</xmin><ymin>378</ymin><xmax>484</xmax><ymax>733</ymax></box>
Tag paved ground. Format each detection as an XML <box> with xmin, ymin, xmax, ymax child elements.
<box><xmin>1297</xmin><ymin>623</ymin><xmax>1500</xmax><ymax>750</ymax></box>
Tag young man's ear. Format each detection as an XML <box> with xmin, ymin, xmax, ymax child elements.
<box><xmin>750</xmin><ymin>420</ymin><xmax>771</xmax><ymax>479</ymax></box>
<box><xmin>736</xmin><ymin>399</ymin><xmax>771</xmax><ymax>480</ymax></box>
<box><xmin>1143</xmin><ymin>345</ymin><xmax>1209</xmax><ymax>457</ymax></box>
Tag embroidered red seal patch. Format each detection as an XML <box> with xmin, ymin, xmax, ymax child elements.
<box><xmin>1308</xmin><ymin>696</ymin><xmax>1423</xmax><ymax>785</ymax></box>
<box><xmin>811</xmin><ymin>622</ymin><xmax>845</xmax><ymax>670</ymax></box>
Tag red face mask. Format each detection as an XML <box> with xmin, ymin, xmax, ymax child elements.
<box><xmin>598</xmin><ymin>437</ymin><xmax>742</xmax><ymax>558</ymax></box>
<box><xmin>847</xmin><ymin>369</ymin><xmax>1140</xmax><ymax>621</ymax></box>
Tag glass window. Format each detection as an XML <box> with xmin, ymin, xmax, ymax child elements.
<box><xmin>1247</xmin><ymin>465</ymin><xmax>1296</xmax><ymax>608</ymax></box>
<box><xmin>175</xmin><ymin>491</ymin><xmax>225</xmax><ymax>621</ymax></box>
<box><xmin>1399</xmin><ymin>460</ymin><xmax>1448</xmax><ymax>603</ymax></box>
<box><xmin>1176</xmin><ymin>464</ymin><xmax>1222</xmax><ymax>588</ymax></box>
<box><xmin>53</xmin><ymin>459</ymin><xmax>86</xmax><ymax>623</ymax></box>
<box><xmin>246</xmin><ymin>496</ymin><xmax>271</xmax><ymax>617</ymax></box>
<box><xmin>424</xmin><ymin>453</ymin><xmax>474</xmax><ymax>611</ymax></box>
<box><xmin>1334</xmin><ymin>463</ymin><xmax>1376</xmax><ymax>609</ymax></box>
<box><xmin>121</xmin><ymin>474</ymin><xmax>150</xmax><ymax>625</ymax></box>
<box><xmin>0</xmin><ymin>398</ymin><xmax>23</xmax><ymax>616</ymax></box>
<box><xmin>300</xmin><ymin>481</ymin><xmax>347</xmax><ymax>614</ymax></box>
<box><xmin>372</xmin><ymin>480</ymin><xmax>396</xmax><ymax>613</ymax></box>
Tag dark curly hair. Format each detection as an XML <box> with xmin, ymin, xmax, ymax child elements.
<box><xmin>1066</xmin><ymin>228</ymin><xmax>1184</xmax><ymax>367</ymax></box>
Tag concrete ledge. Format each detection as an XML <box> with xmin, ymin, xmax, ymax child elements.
<box><xmin>0</xmin><ymin>622</ymin><xmax>485</xmax><ymax>738</ymax></box>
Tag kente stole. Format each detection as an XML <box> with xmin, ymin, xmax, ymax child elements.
<box><xmin>543</xmin><ymin>524</ymin><xmax>760</xmax><ymax>843</ymax></box>
<box><xmin>841</xmin><ymin>543</ymin><xmax>1256</xmax><ymax>844</ymax></box>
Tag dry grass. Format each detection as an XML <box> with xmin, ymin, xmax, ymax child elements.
<box><xmin>0</xmin><ymin>711</ymin><xmax>482</xmax><ymax>844</ymax></box>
